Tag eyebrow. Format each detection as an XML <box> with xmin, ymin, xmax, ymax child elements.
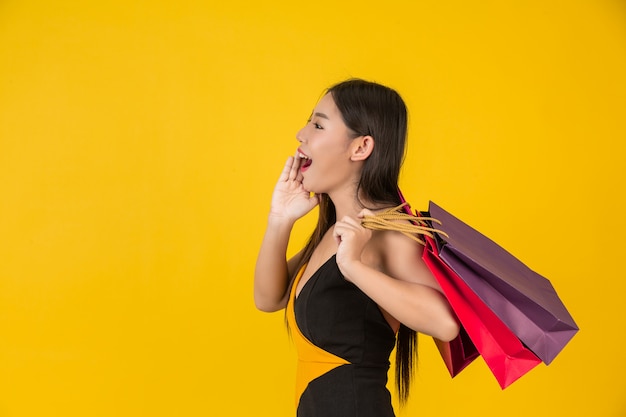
<box><xmin>313</xmin><ymin>112</ymin><xmax>330</xmax><ymax>120</ymax></box>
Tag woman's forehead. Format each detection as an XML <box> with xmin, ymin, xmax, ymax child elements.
<box><xmin>313</xmin><ymin>93</ymin><xmax>339</xmax><ymax>117</ymax></box>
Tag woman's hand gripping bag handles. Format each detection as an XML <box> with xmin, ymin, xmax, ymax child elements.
<box><xmin>361</xmin><ymin>193</ymin><xmax>542</xmax><ymax>388</ymax></box>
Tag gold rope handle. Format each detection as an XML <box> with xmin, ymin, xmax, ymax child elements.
<box><xmin>360</xmin><ymin>203</ymin><xmax>448</xmax><ymax>246</ymax></box>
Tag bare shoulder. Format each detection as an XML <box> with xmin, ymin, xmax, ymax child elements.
<box><xmin>377</xmin><ymin>229</ymin><xmax>442</xmax><ymax>291</ymax></box>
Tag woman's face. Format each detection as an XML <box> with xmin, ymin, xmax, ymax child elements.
<box><xmin>295</xmin><ymin>93</ymin><xmax>358</xmax><ymax>195</ymax></box>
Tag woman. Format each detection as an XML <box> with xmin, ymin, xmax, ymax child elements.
<box><xmin>254</xmin><ymin>79</ymin><xmax>459</xmax><ymax>416</ymax></box>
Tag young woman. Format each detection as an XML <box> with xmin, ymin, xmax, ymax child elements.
<box><xmin>254</xmin><ymin>79</ymin><xmax>459</xmax><ymax>416</ymax></box>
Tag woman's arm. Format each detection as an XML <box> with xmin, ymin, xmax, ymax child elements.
<box><xmin>333</xmin><ymin>214</ymin><xmax>460</xmax><ymax>341</ymax></box>
<box><xmin>254</xmin><ymin>155</ymin><xmax>319</xmax><ymax>312</ymax></box>
<box><xmin>254</xmin><ymin>218</ymin><xmax>301</xmax><ymax>312</ymax></box>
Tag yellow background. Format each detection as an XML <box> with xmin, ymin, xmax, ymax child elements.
<box><xmin>1</xmin><ymin>1</ymin><xmax>625</xmax><ymax>416</ymax></box>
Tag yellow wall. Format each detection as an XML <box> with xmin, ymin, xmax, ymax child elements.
<box><xmin>1</xmin><ymin>1</ymin><xmax>624</xmax><ymax>416</ymax></box>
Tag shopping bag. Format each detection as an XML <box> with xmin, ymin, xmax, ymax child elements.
<box><xmin>428</xmin><ymin>201</ymin><xmax>579</xmax><ymax>365</ymax></box>
<box><xmin>362</xmin><ymin>194</ymin><xmax>542</xmax><ymax>387</ymax></box>
<box><xmin>395</xmin><ymin>194</ymin><xmax>479</xmax><ymax>377</ymax></box>
<box><xmin>422</xmin><ymin>235</ymin><xmax>542</xmax><ymax>388</ymax></box>
<box><xmin>433</xmin><ymin>325</ymin><xmax>479</xmax><ymax>378</ymax></box>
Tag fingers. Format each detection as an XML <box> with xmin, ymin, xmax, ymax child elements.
<box><xmin>333</xmin><ymin>216</ymin><xmax>363</xmax><ymax>242</ymax></box>
<box><xmin>333</xmin><ymin>216</ymin><xmax>372</xmax><ymax>264</ymax></box>
<box><xmin>288</xmin><ymin>151</ymin><xmax>301</xmax><ymax>181</ymax></box>
<box><xmin>332</xmin><ymin>226</ymin><xmax>342</xmax><ymax>244</ymax></box>
<box><xmin>278</xmin><ymin>156</ymin><xmax>294</xmax><ymax>182</ymax></box>
<box><xmin>278</xmin><ymin>154</ymin><xmax>303</xmax><ymax>184</ymax></box>
<box><xmin>357</xmin><ymin>209</ymin><xmax>374</xmax><ymax>219</ymax></box>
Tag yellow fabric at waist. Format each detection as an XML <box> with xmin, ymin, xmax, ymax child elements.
<box><xmin>286</xmin><ymin>265</ymin><xmax>350</xmax><ymax>407</ymax></box>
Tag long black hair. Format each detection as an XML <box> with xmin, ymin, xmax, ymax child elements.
<box><xmin>292</xmin><ymin>78</ymin><xmax>417</xmax><ymax>405</ymax></box>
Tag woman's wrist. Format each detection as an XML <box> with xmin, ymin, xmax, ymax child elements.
<box><xmin>338</xmin><ymin>259</ymin><xmax>367</xmax><ymax>283</ymax></box>
<box><xmin>267</xmin><ymin>213</ymin><xmax>297</xmax><ymax>230</ymax></box>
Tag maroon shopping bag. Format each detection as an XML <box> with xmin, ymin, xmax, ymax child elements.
<box><xmin>428</xmin><ymin>201</ymin><xmax>579</xmax><ymax>365</ymax></box>
<box><xmin>433</xmin><ymin>325</ymin><xmax>479</xmax><ymax>378</ymax></box>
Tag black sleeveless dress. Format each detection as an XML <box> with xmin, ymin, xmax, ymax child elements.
<box><xmin>286</xmin><ymin>255</ymin><xmax>397</xmax><ymax>417</ymax></box>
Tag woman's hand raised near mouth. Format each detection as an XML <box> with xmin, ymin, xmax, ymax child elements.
<box><xmin>269</xmin><ymin>155</ymin><xmax>320</xmax><ymax>223</ymax></box>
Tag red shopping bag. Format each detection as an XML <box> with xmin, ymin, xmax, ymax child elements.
<box><xmin>422</xmin><ymin>235</ymin><xmax>542</xmax><ymax>388</ymax></box>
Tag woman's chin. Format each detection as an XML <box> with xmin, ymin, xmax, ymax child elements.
<box><xmin>301</xmin><ymin>180</ymin><xmax>317</xmax><ymax>195</ymax></box>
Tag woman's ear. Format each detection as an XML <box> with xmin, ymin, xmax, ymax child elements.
<box><xmin>350</xmin><ymin>135</ymin><xmax>374</xmax><ymax>161</ymax></box>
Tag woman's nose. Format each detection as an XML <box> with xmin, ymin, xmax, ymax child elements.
<box><xmin>296</xmin><ymin>127</ymin><xmax>305</xmax><ymax>143</ymax></box>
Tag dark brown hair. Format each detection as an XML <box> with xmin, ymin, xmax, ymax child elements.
<box><xmin>293</xmin><ymin>78</ymin><xmax>417</xmax><ymax>404</ymax></box>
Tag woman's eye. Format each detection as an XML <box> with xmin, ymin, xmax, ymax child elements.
<box><xmin>305</xmin><ymin>118</ymin><xmax>323</xmax><ymax>130</ymax></box>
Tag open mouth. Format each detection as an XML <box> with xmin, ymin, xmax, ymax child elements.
<box><xmin>298</xmin><ymin>151</ymin><xmax>312</xmax><ymax>171</ymax></box>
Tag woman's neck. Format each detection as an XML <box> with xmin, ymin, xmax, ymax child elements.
<box><xmin>328</xmin><ymin>189</ymin><xmax>388</xmax><ymax>221</ymax></box>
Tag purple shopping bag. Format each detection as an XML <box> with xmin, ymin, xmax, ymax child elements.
<box><xmin>428</xmin><ymin>201</ymin><xmax>579</xmax><ymax>364</ymax></box>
